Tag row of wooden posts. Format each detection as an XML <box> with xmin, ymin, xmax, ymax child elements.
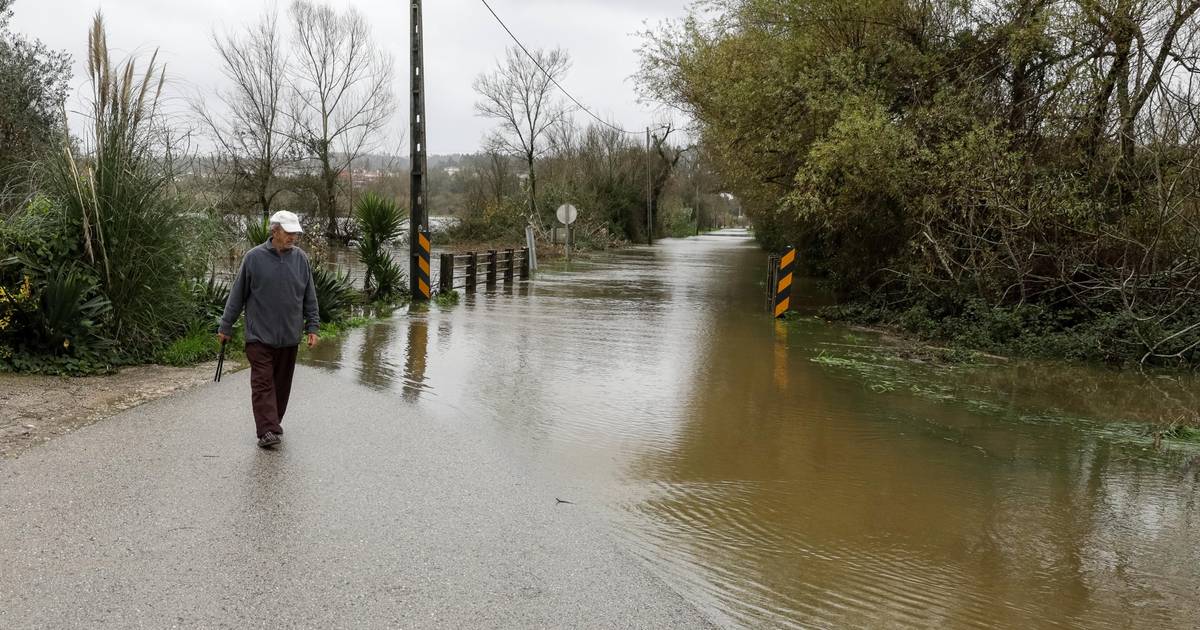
<box><xmin>437</xmin><ymin>248</ymin><xmax>531</xmax><ymax>293</ymax></box>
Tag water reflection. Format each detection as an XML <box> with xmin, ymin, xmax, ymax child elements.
<box><xmin>306</xmin><ymin>313</ymin><xmax>431</xmax><ymax>400</ymax></box>
<box><xmin>773</xmin><ymin>320</ymin><xmax>790</xmax><ymax>392</ymax></box>
<box><xmin>300</xmin><ymin>231</ymin><xmax>1200</xmax><ymax>629</ymax></box>
<box><xmin>357</xmin><ymin>322</ymin><xmax>396</xmax><ymax>390</ymax></box>
<box><xmin>401</xmin><ymin>315</ymin><xmax>430</xmax><ymax>402</ymax></box>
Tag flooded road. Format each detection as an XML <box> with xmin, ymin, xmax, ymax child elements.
<box><xmin>304</xmin><ymin>230</ymin><xmax>1200</xmax><ymax>629</ymax></box>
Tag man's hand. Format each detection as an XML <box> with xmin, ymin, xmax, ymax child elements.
<box><xmin>217</xmin><ymin>332</ymin><xmax>231</xmax><ymax>344</ymax></box>
<box><xmin>306</xmin><ymin>332</ymin><xmax>318</xmax><ymax>349</ymax></box>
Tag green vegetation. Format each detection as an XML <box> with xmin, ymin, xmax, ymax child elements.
<box><xmin>808</xmin><ymin>339</ymin><xmax>1200</xmax><ymax>453</ymax></box>
<box><xmin>311</xmin><ymin>263</ymin><xmax>357</xmax><ymax>323</ymax></box>
<box><xmin>640</xmin><ymin>0</ymin><xmax>1200</xmax><ymax>367</ymax></box>
<box><xmin>434</xmin><ymin>289</ymin><xmax>460</xmax><ymax>307</ymax></box>
<box><xmin>0</xmin><ymin>0</ymin><xmax>71</xmax><ymax>209</ymax></box>
<box><xmin>157</xmin><ymin>324</ymin><xmax>224</xmax><ymax>367</ymax></box>
<box><xmin>244</xmin><ymin>216</ymin><xmax>271</xmax><ymax>247</ymax></box>
<box><xmin>461</xmin><ymin>45</ymin><xmax>738</xmax><ymax>250</ymax></box>
<box><xmin>45</xmin><ymin>20</ymin><xmax>205</xmax><ymax>353</ymax></box>
<box><xmin>354</xmin><ymin>192</ymin><xmax>407</xmax><ymax>301</ymax></box>
<box><xmin>443</xmin><ymin>196</ymin><xmax>527</xmax><ymax>243</ymax></box>
<box><xmin>318</xmin><ymin>315</ymin><xmax>372</xmax><ymax>339</ymax></box>
<box><xmin>822</xmin><ymin>300</ymin><xmax>1148</xmax><ymax>365</ymax></box>
<box><xmin>0</xmin><ymin>9</ymin><xmax>424</xmax><ymax>374</ymax></box>
<box><xmin>1</xmin><ymin>15</ymin><xmax>224</xmax><ymax>374</ymax></box>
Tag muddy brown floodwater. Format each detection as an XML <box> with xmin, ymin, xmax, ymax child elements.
<box><xmin>304</xmin><ymin>229</ymin><xmax>1200</xmax><ymax>629</ymax></box>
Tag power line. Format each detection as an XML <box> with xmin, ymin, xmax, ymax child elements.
<box><xmin>477</xmin><ymin>0</ymin><xmax>664</xmax><ymax>136</ymax></box>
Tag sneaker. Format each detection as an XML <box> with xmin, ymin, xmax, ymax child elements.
<box><xmin>257</xmin><ymin>432</ymin><xmax>281</xmax><ymax>448</ymax></box>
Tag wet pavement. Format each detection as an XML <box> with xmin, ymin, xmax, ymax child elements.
<box><xmin>0</xmin><ymin>367</ymin><xmax>713</xmax><ymax>628</ymax></box>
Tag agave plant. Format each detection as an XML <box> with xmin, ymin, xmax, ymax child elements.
<box><xmin>371</xmin><ymin>256</ymin><xmax>406</xmax><ymax>300</ymax></box>
<box><xmin>354</xmin><ymin>193</ymin><xmax>406</xmax><ymax>300</ymax></box>
<box><xmin>311</xmin><ymin>262</ymin><xmax>357</xmax><ymax>323</ymax></box>
<box><xmin>187</xmin><ymin>274</ymin><xmax>230</xmax><ymax>325</ymax></box>
<box><xmin>245</xmin><ymin>216</ymin><xmax>271</xmax><ymax>247</ymax></box>
<box><xmin>37</xmin><ymin>266</ymin><xmax>114</xmax><ymax>356</ymax></box>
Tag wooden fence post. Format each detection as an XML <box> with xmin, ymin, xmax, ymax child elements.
<box><xmin>766</xmin><ymin>254</ymin><xmax>779</xmax><ymax>312</ymax></box>
<box><xmin>487</xmin><ymin>250</ymin><xmax>498</xmax><ymax>285</ymax></box>
<box><xmin>438</xmin><ymin>253</ymin><xmax>453</xmax><ymax>294</ymax></box>
<box><xmin>466</xmin><ymin>251</ymin><xmax>477</xmax><ymax>293</ymax></box>
<box><xmin>504</xmin><ymin>248</ymin><xmax>515</xmax><ymax>283</ymax></box>
<box><xmin>519</xmin><ymin>247</ymin><xmax>530</xmax><ymax>280</ymax></box>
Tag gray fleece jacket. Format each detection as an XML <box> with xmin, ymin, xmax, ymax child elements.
<box><xmin>219</xmin><ymin>240</ymin><xmax>320</xmax><ymax>347</ymax></box>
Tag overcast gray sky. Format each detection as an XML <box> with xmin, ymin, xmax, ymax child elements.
<box><xmin>9</xmin><ymin>0</ymin><xmax>691</xmax><ymax>154</ymax></box>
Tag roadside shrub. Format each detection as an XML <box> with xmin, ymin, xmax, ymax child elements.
<box><xmin>446</xmin><ymin>197</ymin><xmax>526</xmax><ymax>243</ymax></box>
<box><xmin>186</xmin><ymin>275</ymin><xmax>229</xmax><ymax>327</ymax></box>
<box><xmin>312</xmin><ymin>262</ymin><xmax>357</xmax><ymax>323</ymax></box>
<box><xmin>36</xmin><ymin>266</ymin><xmax>113</xmax><ymax>353</ymax></box>
<box><xmin>368</xmin><ymin>256</ymin><xmax>406</xmax><ymax>301</ymax></box>
<box><xmin>0</xmin><ymin>262</ymin><xmax>116</xmax><ymax>374</ymax></box>
<box><xmin>354</xmin><ymin>192</ymin><xmax>407</xmax><ymax>300</ymax></box>
<box><xmin>824</xmin><ymin>295</ymin><xmax>1195</xmax><ymax>366</ymax></box>
<box><xmin>156</xmin><ymin>322</ymin><xmax>221</xmax><ymax>366</ymax></box>
<box><xmin>41</xmin><ymin>17</ymin><xmax>195</xmax><ymax>355</ymax></box>
<box><xmin>434</xmin><ymin>289</ymin><xmax>459</xmax><ymax>307</ymax></box>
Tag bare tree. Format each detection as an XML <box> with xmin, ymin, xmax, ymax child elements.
<box><xmin>473</xmin><ymin>46</ymin><xmax>572</xmax><ymax>225</ymax></box>
<box><xmin>194</xmin><ymin>9</ymin><xmax>292</xmax><ymax>220</ymax></box>
<box><xmin>477</xmin><ymin>142</ymin><xmax>516</xmax><ymax>208</ymax></box>
<box><xmin>287</xmin><ymin>0</ymin><xmax>395</xmax><ymax>239</ymax></box>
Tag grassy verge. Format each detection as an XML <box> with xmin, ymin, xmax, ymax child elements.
<box><xmin>318</xmin><ymin>315</ymin><xmax>372</xmax><ymax>339</ymax></box>
<box><xmin>433</xmin><ymin>290</ymin><xmax>460</xmax><ymax>307</ymax></box>
<box><xmin>156</xmin><ymin>328</ymin><xmax>226</xmax><ymax>366</ymax></box>
<box><xmin>819</xmin><ymin>298</ymin><xmax>1199</xmax><ymax>368</ymax></box>
<box><xmin>794</xmin><ymin>318</ymin><xmax>1200</xmax><ymax>452</ymax></box>
<box><xmin>155</xmin><ymin>310</ymin><xmax>382</xmax><ymax>368</ymax></box>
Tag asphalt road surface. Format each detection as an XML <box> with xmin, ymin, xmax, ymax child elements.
<box><xmin>0</xmin><ymin>366</ymin><xmax>714</xmax><ymax>629</ymax></box>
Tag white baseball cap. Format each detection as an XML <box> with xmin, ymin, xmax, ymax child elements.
<box><xmin>269</xmin><ymin>210</ymin><xmax>304</xmax><ymax>233</ymax></box>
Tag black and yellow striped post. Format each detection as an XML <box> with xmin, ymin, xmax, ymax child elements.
<box><xmin>773</xmin><ymin>246</ymin><xmax>795</xmax><ymax>318</ymax></box>
<box><xmin>415</xmin><ymin>228</ymin><xmax>432</xmax><ymax>301</ymax></box>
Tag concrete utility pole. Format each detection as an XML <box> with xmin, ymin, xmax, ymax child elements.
<box><xmin>646</xmin><ymin>127</ymin><xmax>652</xmax><ymax>246</ymax></box>
<box><xmin>409</xmin><ymin>0</ymin><xmax>429</xmax><ymax>299</ymax></box>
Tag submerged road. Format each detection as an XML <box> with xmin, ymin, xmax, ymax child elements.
<box><xmin>0</xmin><ymin>366</ymin><xmax>714</xmax><ymax>628</ymax></box>
<box><xmin>6</xmin><ymin>229</ymin><xmax>1199</xmax><ymax>628</ymax></box>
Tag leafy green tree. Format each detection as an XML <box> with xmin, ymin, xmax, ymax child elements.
<box><xmin>0</xmin><ymin>0</ymin><xmax>71</xmax><ymax>210</ymax></box>
<box><xmin>639</xmin><ymin>0</ymin><xmax>1200</xmax><ymax>365</ymax></box>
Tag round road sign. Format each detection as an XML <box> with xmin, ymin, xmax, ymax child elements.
<box><xmin>556</xmin><ymin>203</ymin><xmax>578</xmax><ymax>225</ymax></box>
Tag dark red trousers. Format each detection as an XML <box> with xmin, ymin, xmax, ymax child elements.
<box><xmin>244</xmin><ymin>342</ymin><xmax>298</xmax><ymax>438</ymax></box>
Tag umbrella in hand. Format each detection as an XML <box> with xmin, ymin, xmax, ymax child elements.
<box><xmin>213</xmin><ymin>339</ymin><xmax>227</xmax><ymax>382</ymax></box>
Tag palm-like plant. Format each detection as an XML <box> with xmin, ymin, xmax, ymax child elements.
<box><xmin>311</xmin><ymin>262</ymin><xmax>357</xmax><ymax>323</ymax></box>
<box><xmin>245</xmin><ymin>216</ymin><xmax>271</xmax><ymax>246</ymax></box>
<box><xmin>354</xmin><ymin>193</ymin><xmax>407</xmax><ymax>300</ymax></box>
<box><xmin>37</xmin><ymin>266</ymin><xmax>114</xmax><ymax>355</ymax></box>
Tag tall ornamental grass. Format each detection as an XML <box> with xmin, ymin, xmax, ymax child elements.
<box><xmin>45</xmin><ymin>14</ymin><xmax>199</xmax><ymax>354</ymax></box>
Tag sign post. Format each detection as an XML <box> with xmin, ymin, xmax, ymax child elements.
<box><xmin>525</xmin><ymin>224</ymin><xmax>538</xmax><ymax>271</ymax></box>
<box><xmin>556</xmin><ymin>203</ymin><xmax>578</xmax><ymax>261</ymax></box>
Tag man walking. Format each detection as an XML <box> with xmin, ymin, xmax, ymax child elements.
<box><xmin>218</xmin><ymin>210</ymin><xmax>319</xmax><ymax>448</ymax></box>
